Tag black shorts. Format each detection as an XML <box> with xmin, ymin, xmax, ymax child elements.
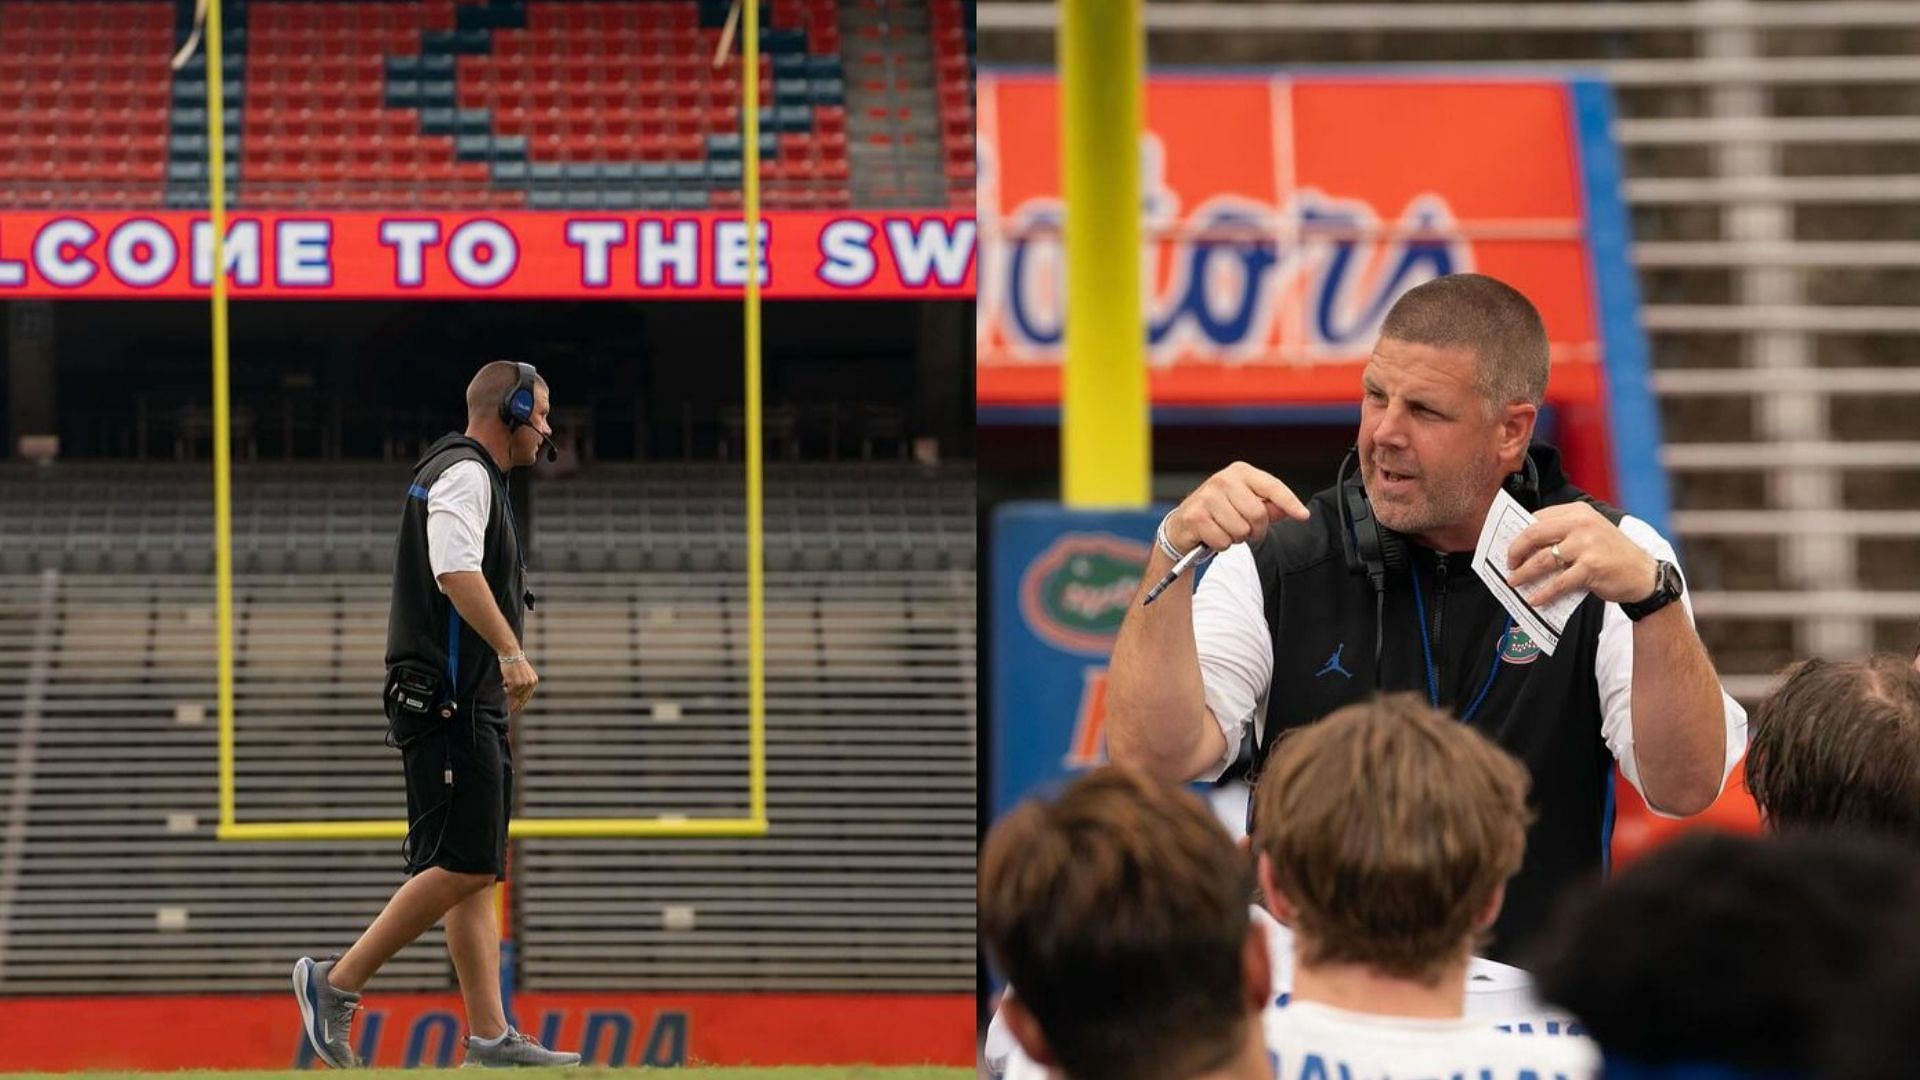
<box><xmin>399</xmin><ymin>715</ymin><xmax>512</xmax><ymax>881</ymax></box>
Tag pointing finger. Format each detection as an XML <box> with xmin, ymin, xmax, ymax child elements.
<box><xmin>1241</xmin><ymin>468</ymin><xmax>1309</xmax><ymax>521</ymax></box>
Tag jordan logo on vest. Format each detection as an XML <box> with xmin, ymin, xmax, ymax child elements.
<box><xmin>1316</xmin><ymin>643</ymin><xmax>1353</xmax><ymax>679</ymax></box>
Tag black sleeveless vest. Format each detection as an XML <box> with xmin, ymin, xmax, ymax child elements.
<box><xmin>1245</xmin><ymin>443</ymin><xmax>1625</xmax><ymax>961</ymax></box>
<box><xmin>384</xmin><ymin>433</ymin><xmax>527</xmax><ymax>722</ymax></box>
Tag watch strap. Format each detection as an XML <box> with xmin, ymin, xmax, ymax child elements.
<box><xmin>1621</xmin><ymin>560</ymin><xmax>1683</xmax><ymax>622</ymax></box>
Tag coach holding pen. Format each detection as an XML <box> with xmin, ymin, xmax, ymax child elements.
<box><xmin>293</xmin><ymin>361</ymin><xmax>579</xmax><ymax>1070</ymax></box>
<box><xmin>1106</xmin><ymin>274</ymin><xmax>1747</xmax><ymax>961</ymax></box>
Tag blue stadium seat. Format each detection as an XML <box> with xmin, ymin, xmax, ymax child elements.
<box><xmin>760</xmin><ymin>28</ymin><xmax>805</xmax><ymax>54</ymax></box>
<box><xmin>458</xmin><ymin>2</ymin><xmax>527</xmax><ymax>31</ymax></box>
<box><xmin>171</xmin><ymin>134</ymin><xmax>239</xmax><ymax>160</ymax></box>
<box><xmin>385</xmin><ymin>80</ymin><xmax>421</xmax><ymax>108</ymax></box>
<box><xmin>172</xmin><ymin>107</ymin><xmax>241</xmax><ymax>132</ymax></box>
<box><xmin>177</xmin><ymin>55</ymin><xmax>246</xmax><ymax>78</ymax></box>
<box><xmin>775</xmin><ymin>78</ymin><xmax>810</xmax><ymax>106</ymax></box>
<box><xmin>707</xmin><ymin>132</ymin><xmax>779</xmax><ymax>158</ymax></box>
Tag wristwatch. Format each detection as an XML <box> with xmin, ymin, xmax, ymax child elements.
<box><xmin>1621</xmin><ymin>559</ymin><xmax>1685</xmax><ymax>622</ymax></box>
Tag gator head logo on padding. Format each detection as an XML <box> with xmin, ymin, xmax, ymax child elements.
<box><xmin>1019</xmin><ymin>534</ymin><xmax>1150</xmax><ymax>656</ymax></box>
<box><xmin>1500</xmin><ymin>625</ymin><xmax>1542</xmax><ymax>665</ymax></box>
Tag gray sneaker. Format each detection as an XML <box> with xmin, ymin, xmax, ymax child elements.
<box><xmin>461</xmin><ymin>1029</ymin><xmax>582</xmax><ymax>1068</ymax></box>
<box><xmin>292</xmin><ymin>955</ymin><xmax>362</xmax><ymax>1069</ymax></box>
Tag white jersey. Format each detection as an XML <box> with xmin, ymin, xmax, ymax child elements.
<box><xmin>985</xmin><ymin>907</ymin><xmax>1586</xmax><ymax>1078</ymax></box>
<box><xmin>1264</xmin><ymin>1000</ymin><xmax>1598</xmax><ymax>1080</ymax></box>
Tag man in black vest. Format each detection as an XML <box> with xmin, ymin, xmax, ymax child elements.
<box><xmin>1107</xmin><ymin>273</ymin><xmax>1746</xmax><ymax>961</ymax></box>
<box><xmin>293</xmin><ymin>361</ymin><xmax>579</xmax><ymax>1069</ymax></box>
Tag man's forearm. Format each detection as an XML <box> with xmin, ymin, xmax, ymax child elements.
<box><xmin>1105</xmin><ymin>548</ymin><xmax>1224</xmax><ymax>783</ymax></box>
<box><xmin>439</xmin><ymin>572</ymin><xmax>522</xmax><ymax>658</ymax></box>
<box><xmin>1628</xmin><ymin>604</ymin><xmax>1727</xmax><ymax>815</ymax></box>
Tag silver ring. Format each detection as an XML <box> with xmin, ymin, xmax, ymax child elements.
<box><xmin>1550</xmin><ymin>542</ymin><xmax>1566</xmax><ymax>569</ymax></box>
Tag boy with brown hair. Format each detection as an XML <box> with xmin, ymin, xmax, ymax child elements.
<box><xmin>979</xmin><ymin>767</ymin><xmax>1275</xmax><ymax>1080</ymax></box>
<box><xmin>1744</xmin><ymin>654</ymin><xmax>1920</xmax><ymax>846</ymax></box>
<box><xmin>1250</xmin><ymin>693</ymin><xmax>1596</xmax><ymax>1076</ymax></box>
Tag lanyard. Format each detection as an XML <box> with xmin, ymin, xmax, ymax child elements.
<box><xmin>1408</xmin><ymin>564</ymin><xmax>1511</xmax><ymax>725</ymax></box>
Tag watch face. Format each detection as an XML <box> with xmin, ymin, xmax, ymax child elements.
<box><xmin>1624</xmin><ymin>561</ymin><xmax>1684</xmax><ymax>621</ymax></box>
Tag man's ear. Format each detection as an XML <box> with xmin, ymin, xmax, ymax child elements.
<box><xmin>1001</xmin><ymin>993</ymin><xmax>1058</xmax><ymax>1068</ymax></box>
<box><xmin>1474</xmin><ymin>881</ymin><xmax>1508</xmax><ymax>933</ymax></box>
<box><xmin>1257</xmin><ymin>852</ymin><xmax>1297</xmax><ymax>927</ymax></box>
<box><xmin>1498</xmin><ymin>401</ymin><xmax>1538</xmax><ymax>471</ymax></box>
<box><xmin>1243</xmin><ymin>918</ymin><xmax>1274</xmax><ymax>1013</ymax></box>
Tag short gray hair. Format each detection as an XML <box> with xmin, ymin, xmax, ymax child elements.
<box><xmin>1379</xmin><ymin>273</ymin><xmax>1550</xmax><ymax>411</ymax></box>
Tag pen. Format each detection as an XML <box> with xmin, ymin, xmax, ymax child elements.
<box><xmin>1142</xmin><ymin>543</ymin><xmax>1212</xmax><ymax>606</ymax></box>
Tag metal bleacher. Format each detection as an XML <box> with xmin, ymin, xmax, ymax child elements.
<box><xmin>0</xmin><ymin>461</ymin><xmax>974</xmax><ymax>575</ymax></box>
<box><xmin>0</xmin><ymin>463</ymin><xmax>974</xmax><ymax>993</ymax></box>
<box><xmin>980</xmin><ymin>0</ymin><xmax>1920</xmax><ymax>700</ymax></box>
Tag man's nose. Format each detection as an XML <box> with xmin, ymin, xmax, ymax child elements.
<box><xmin>1371</xmin><ymin>405</ymin><xmax>1410</xmax><ymax>446</ymax></box>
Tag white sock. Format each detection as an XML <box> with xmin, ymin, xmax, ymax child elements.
<box><xmin>470</xmin><ymin>1028</ymin><xmax>513</xmax><ymax>1047</ymax></box>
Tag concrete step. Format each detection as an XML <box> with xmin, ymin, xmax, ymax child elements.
<box><xmin>838</xmin><ymin>0</ymin><xmax>951</xmax><ymax>201</ymax></box>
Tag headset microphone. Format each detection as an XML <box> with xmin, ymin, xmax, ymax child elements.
<box><xmin>499</xmin><ymin>362</ymin><xmax>558</xmax><ymax>463</ymax></box>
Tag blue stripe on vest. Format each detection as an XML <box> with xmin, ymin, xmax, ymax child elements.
<box><xmin>447</xmin><ymin>607</ymin><xmax>460</xmax><ymax>689</ymax></box>
<box><xmin>408</xmin><ymin>484</ymin><xmax>431</xmax><ymax>501</ymax></box>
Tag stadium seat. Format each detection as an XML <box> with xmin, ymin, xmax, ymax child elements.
<box><xmin>0</xmin><ymin>0</ymin><xmax>948</xmax><ymax>213</ymax></box>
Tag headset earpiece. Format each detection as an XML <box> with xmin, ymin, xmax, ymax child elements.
<box><xmin>1504</xmin><ymin>451</ymin><xmax>1542</xmax><ymax>511</ymax></box>
<box><xmin>1337</xmin><ymin>447</ymin><xmax>1408</xmax><ymax>592</ymax></box>
<box><xmin>499</xmin><ymin>362</ymin><xmax>538</xmax><ymax>430</ymax></box>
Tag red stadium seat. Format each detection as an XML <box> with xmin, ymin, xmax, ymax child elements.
<box><xmin>0</xmin><ymin>0</ymin><xmax>929</xmax><ymax>211</ymax></box>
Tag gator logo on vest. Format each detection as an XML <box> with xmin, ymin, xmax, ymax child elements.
<box><xmin>1500</xmin><ymin>625</ymin><xmax>1542</xmax><ymax>665</ymax></box>
<box><xmin>1019</xmin><ymin>534</ymin><xmax>1150</xmax><ymax>656</ymax></box>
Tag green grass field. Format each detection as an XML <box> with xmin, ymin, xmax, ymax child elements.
<box><xmin>0</xmin><ymin>1072</ymin><xmax>973</xmax><ymax>1079</ymax></box>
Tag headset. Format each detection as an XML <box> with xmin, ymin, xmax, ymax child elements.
<box><xmin>498</xmin><ymin>361</ymin><xmax>558</xmax><ymax>463</ymax></box>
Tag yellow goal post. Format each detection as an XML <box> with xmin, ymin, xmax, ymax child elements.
<box><xmin>201</xmin><ymin>0</ymin><xmax>768</xmax><ymax>842</ymax></box>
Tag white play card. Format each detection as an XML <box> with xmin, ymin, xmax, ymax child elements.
<box><xmin>1471</xmin><ymin>488</ymin><xmax>1587</xmax><ymax>657</ymax></box>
